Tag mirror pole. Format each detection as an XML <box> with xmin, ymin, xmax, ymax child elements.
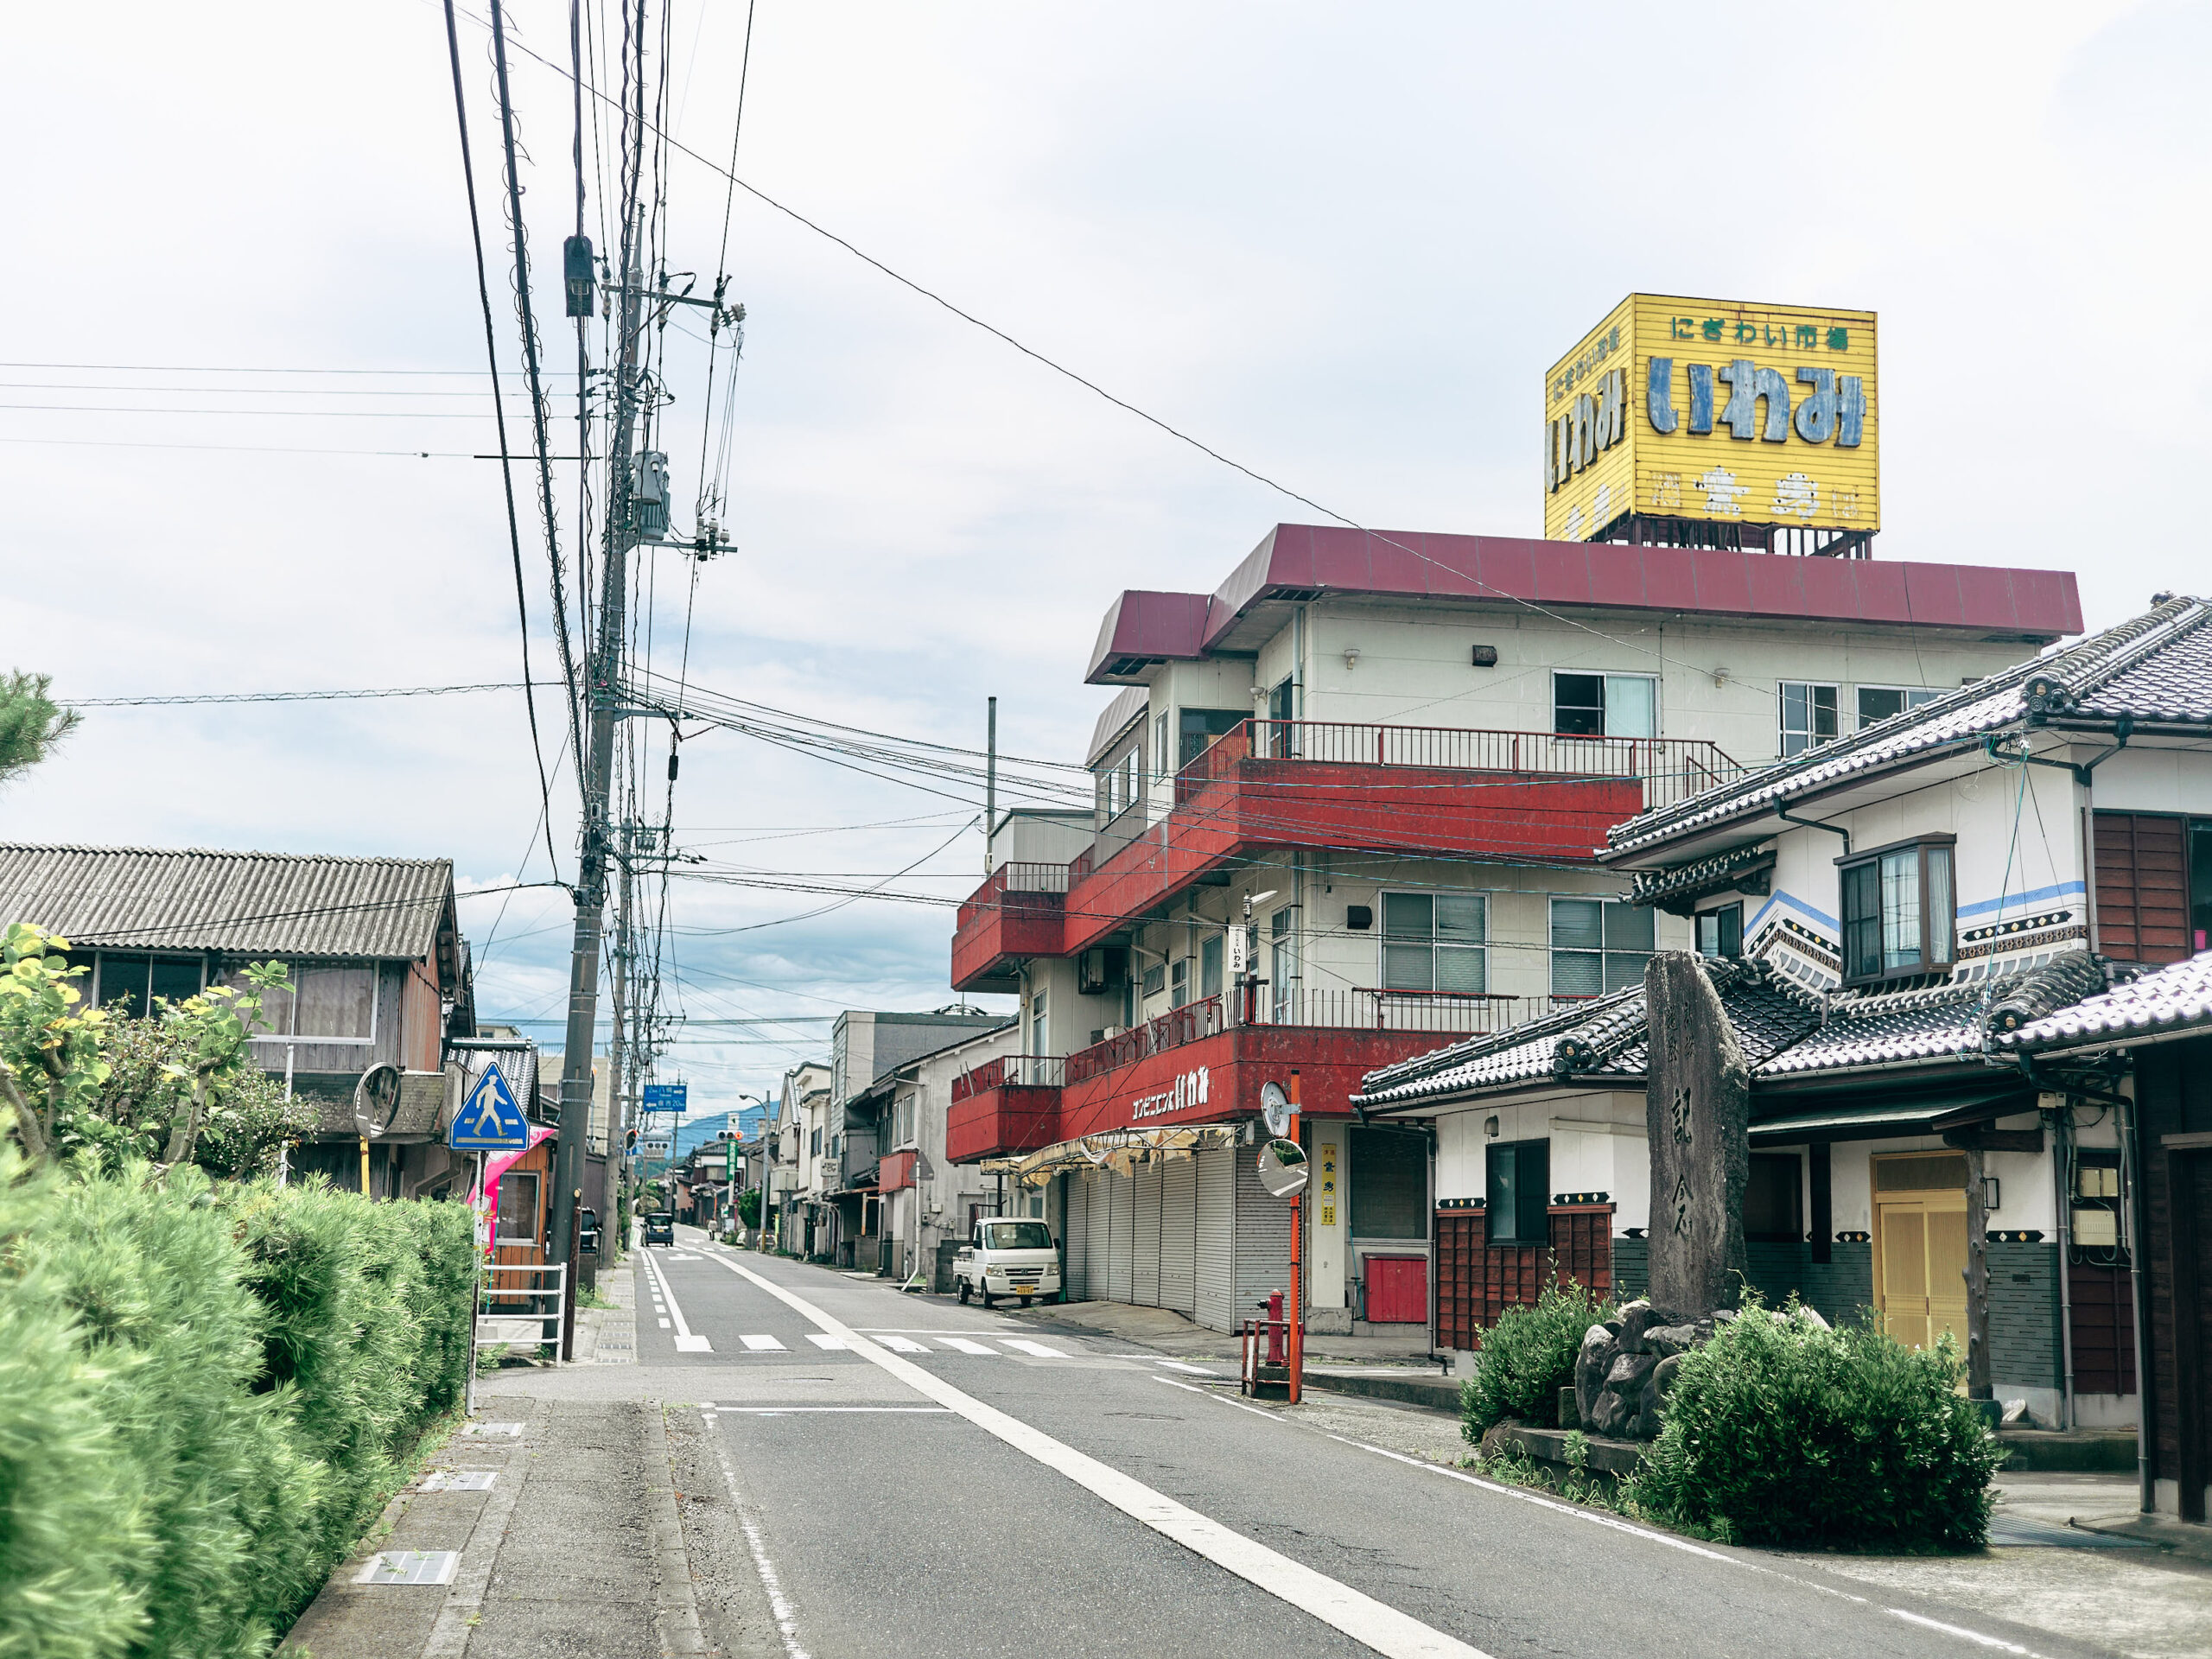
<box><xmin>1288</xmin><ymin>1070</ymin><xmax>1303</xmax><ymax>1404</ymax></box>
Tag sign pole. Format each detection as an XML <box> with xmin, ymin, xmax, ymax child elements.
<box><xmin>467</xmin><ymin>1148</ymin><xmax>485</xmax><ymax>1418</ymax></box>
<box><xmin>1288</xmin><ymin>1069</ymin><xmax>1304</xmax><ymax>1405</ymax></box>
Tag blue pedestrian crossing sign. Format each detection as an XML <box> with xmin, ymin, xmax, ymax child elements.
<box><xmin>450</xmin><ymin>1061</ymin><xmax>531</xmax><ymax>1150</ymax></box>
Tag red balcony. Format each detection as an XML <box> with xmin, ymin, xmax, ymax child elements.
<box><xmin>948</xmin><ymin>720</ymin><xmax>1731</xmax><ymax>990</ymax></box>
<box><xmin>880</xmin><ymin>1149</ymin><xmax>918</xmax><ymax>1192</ymax></box>
<box><xmin>945</xmin><ymin>1053</ymin><xmax>1066</xmax><ymax>1163</ymax></box>
<box><xmin>944</xmin><ymin>992</ymin><xmax>1568</xmax><ymax>1161</ymax></box>
<box><xmin>950</xmin><ymin>863</ymin><xmax>1068</xmax><ymax>993</ymax></box>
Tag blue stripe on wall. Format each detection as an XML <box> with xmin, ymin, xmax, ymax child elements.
<box><xmin>1957</xmin><ymin>880</ymin><xmax>2086</xmax><ymax>919</ymax></box>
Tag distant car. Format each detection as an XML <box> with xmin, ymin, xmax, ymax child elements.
<box><xmin>644</xmin><ymin>1212</ymin><xmax>676</xmax><ymax>1246</ymax></box>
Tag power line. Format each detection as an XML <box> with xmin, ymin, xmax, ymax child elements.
<box><xmin>70</xmin><ymin>682</ymin><xmax>535</xmax><ymax>707</ymax></box>
<box><xmin>0</xmin><ymin>359</ymin><xmax>574</xmax><ymax>376</ymax></box>
<box><xmin>442</xmin><ymin>0</ymin><xmax>565</xmax><ymax>884</ymax></box>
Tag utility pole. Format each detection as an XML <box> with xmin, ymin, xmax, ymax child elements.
<box><xmin>551</xmin><ymin>60</ymin><xmax>650</xmax><ymax>1274</ymax></box>
<box><xmin>984</xmin><ymin>696</ymin><xmax>997</xmax><ymax>874</ymax></box>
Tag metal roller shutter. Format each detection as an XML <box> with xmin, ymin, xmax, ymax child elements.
<box><xmin>1108</xmin><ymin>1169</ymin><xmax>1135</xmax><ymax>1304</ymax></box>
<box><xmin>1065</xmin><ymin>1169</ymin><xmax>1089</xmax><ymax>1302</ymax></box>
<box><xmin>1196</xmin><ymin>1145</ymin><xmax>1236</xmax><ymax>1332</ymax></box>
<box><xmin>1235</xmin><ymin>1135</ymin><xmax>1294</xmax><ymax>1318</ymax></box>
<box><xmin>1160</xmin><ymin>1154</ymin><xmax>1198</xmax><ymax>1315</ymax></box>
<box><xmin>1134</xmin><ymin>1162</ymin><xmax>1164</xmax><ymax>1306</ymax></box>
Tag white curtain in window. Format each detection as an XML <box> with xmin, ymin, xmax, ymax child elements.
<box><xmin>1880</xmin><ymin>849</ymin><xmax>1922</xmax><ymax>969</ymax></box>
<box><xmin>1605</xmin><ymin>675</ymin><xmax>1656</xmax><ymax>739</ymax></box>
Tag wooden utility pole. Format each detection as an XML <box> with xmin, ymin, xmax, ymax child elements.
<box><xmin>1965</xmin><ymin>1146</ymin><xmax>1993</xmax><ymax>1400</ymax></box>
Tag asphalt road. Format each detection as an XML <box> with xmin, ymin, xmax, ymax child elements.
<box><xmin>639</xmin><ymin>1230</ymin><xmax>2109</xmax><ymax>1659</ymax></box>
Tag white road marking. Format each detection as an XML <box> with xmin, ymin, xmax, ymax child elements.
<box><xmin>700</xmin><ymin>1407</ymin><xmax>810</xmax><ymax>1659</ymax></box>
<box><xmin>658</xmin><ymin>1318</ymin><xmax>671</xmax><ymax>1329</ymax></box>
<box><xmin>1001</xmin><ymin>1338</ymin><xmax>1069</xmax><ymax>1357</ymax></box>
<box><xmin>714</xmin><ymin>1406</ymin><xmax>956</xmax><ymax>1414</ymax></box>
<box><xmin>804</xmin><ymin>1333</ymin><xmax>850</xmax><ymax>1350</ymax></box>
<box><xmin>1887</xmin><ymin>1610</ymin><xmax>2035</xmax><ymax>1653</ymax></box>
<box><xmin>703</xmin><ymin>1254</ymin><xmax>1491</xmax><ymax>1659</ymax></box>
<box><xmin>741</xmin><ymin>1334</ymin><xmax>788</xmax><ymax>1352</ymax></box>
<box><xmin>1158</xmin><ymin>1360</ymin><xmax>1217</xmax><ymax>1375</ymax></box>
<box><xmin>874</xmin><ymin>1335</ymin><xmax>930</xmax><ymax>1353</ymax></box>
<box><xmin>936</xmin><ymin>1337</ymin><xmax>997</xmax><ymax>1356</ymax></box>
<box><xmin>639</xmin><ymin>1249</ymin><xmax>711</xmax><ymax>1353</ymax></box>
<box><xmin>1154</xmin><ymin>1376</ymin><xmax>1283</xmax><ymax>1421</ymax></box>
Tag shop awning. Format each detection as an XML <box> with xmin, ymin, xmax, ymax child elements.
<box><xmin>983</xmin><ymin>1124</ymin><xmax>1241</xmax><ymax>1186</ymax></box>
<box><xmin>1749</xmin><ymin>1082</ymin><xmax>2034</xmax><ymax>1147</ymax></box>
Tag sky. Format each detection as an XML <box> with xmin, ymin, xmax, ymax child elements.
<box><xmin>8</xmin><ymin>1</ymin><xmax>2209</xmax><ymax>1115</ymax></box>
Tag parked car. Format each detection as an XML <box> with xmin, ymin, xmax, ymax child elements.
<box><xmin>643</xmin><ymin>1212</ymin><xmax>675</xmax><ymax>1246</ymax></box>
<box><xmin>954</xmin><ymin>1218</ymin><xmax>1061</xmax><ymax>1307</ymax></box>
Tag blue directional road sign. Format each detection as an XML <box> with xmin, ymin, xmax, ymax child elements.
<box><xmin>450</xmin><ymin>1061</ymin><xmax>531</xmax><ymax>1150</ymax></box>
<box><xmin>641</xmin><ymin>1082</ymin><xmax>688</xmax><ymax>1115</ymax></box>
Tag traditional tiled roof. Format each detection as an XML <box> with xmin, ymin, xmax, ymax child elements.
<box><xmin>0</xmin><ymin>842</ymin><xmax>457</xmax><ymax>962</ymax></box>
<box><xmin>1757</xmin><ymin>950</ymin><xmax>2102</xmax><ymax>1077</ymax></box>
<box><xmin>1604</xmin><ymin>596</ymin><xmax>2211</xmax><ymax>858</ymax></box>
<box><xmin>1354</xmin><ymin>950</ymin><xmax>2106</xmax><ymax>1107</ymax></box>
<box><xmin>1999</xmin><ymin>950</ymin><xmax>2212</xmax><ymax>1053</ymax></box>
<box><xmin>1626</xmin><ymin>842</ymin><xmax>1774</xmax><ymax>908</ymax></box>
<box><xmin>1352</xmin><ymin>957</ymin><xmax>1824</xmax><ymax>1108</ymax></box>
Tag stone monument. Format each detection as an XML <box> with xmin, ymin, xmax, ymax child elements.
<box><xmin>1642</xmin><ymin>950</ymin><xmax>1749</xmax><ymax>1319</ymax></box>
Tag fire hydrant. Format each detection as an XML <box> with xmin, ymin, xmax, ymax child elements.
<box><xmin>1266</xmin><ymin>1288</ymin><xmax>1287</xmax><ymax>1364</ymax></box>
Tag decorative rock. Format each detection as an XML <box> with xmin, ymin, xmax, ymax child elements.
<box><xmin>1643</xmin><ymin>952</ymin><xmax>1751</xmax><ymax>1319</ymax></box>
<box><xmin>1651</xmin><ymin>1352</ymin><xmax>1682</xmax><ymax>1400</ymax></box>
<box><xmin>1793</xmin><ymin>1304</ymin><xmax>1831</xmax><ymax>1331</ymax></box>
<box><xmin>1575</xmin><ymin>1324</ymin><xmax>1613</xmax><ymax>1425</ymax></box>
<box><xmin>1616</xmin><ymin>1300</ymin><xmax>1664</xmax><ymax>1351</ymax></box>
<box><xmin>1605</xmin><ymin>1351</ymin><xmax>1656</xmax><ymax>1391</ymax></box>
<box><xmin>1643</xmin><ymin>1324</ymin><xmax>1700</xmax><ymax>1357</ymax></box>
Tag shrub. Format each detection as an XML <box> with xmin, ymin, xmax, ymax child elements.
<box><xmin>1459</xmin><ymin>1276</ymin><xmax>1617</xmax><ymax>1441</ymax></box>
<box><xmin>1631</xmin><ymin>1295</ymin><xmax>2005</xmax><ymax>1550</ymax></box>
<box><xmin>0</xmin><ymin>1155</ymin><xmax>476</xmax><ymax>1656</ymax></box>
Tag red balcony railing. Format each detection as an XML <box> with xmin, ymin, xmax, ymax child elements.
<box><xmin>950</xmin><ymin>1052</ymin><xmax>1067</xmax><ymax>1101</ymax></box>
<box><xmin>1057</xmin><ymin>988</ymin><xmax>1570</xmax><ymax>1085</ymax></box>
<box><xmin>1179</xmin><ymin>720</ymin><xmax>1743</xmax><ymax>812</ymax></box>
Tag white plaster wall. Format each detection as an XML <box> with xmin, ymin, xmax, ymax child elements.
<box><xmin>1019</xmin><ymin>957</ymin><xmax>1123</xmax><ymax>1052</ymax></box>
<box><xmin>2090</xmin><ymin>744</ymin><xmax>2212</xmax><ymax>817</ymax></box>
<box><xmin>990</xmin><ymin>810</ymin><xmax>1095</xmax><ymax>869</ymax></box>
<box><xmin>1288</xmin><ymin>600</ymin><xmax>2039</xmax><ymax>766</ymax></box>
<box><xmin>1433</xmin><ymin>1091</ymin><xmax>1648</xmax><ymax>1226</ymax></box>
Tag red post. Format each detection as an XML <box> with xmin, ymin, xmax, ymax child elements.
<box><xmin>1266</xmin><ymin>1289</ymin><xmax>1287</xmax><ymax>1365</ymax></box>
<box><xmin>1288</xmin><ymin>1069</ymin><xmax>1304</xmax><ymax>1405</ymax></box>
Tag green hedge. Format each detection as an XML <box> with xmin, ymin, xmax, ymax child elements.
<box><xmin>0</xmin><ymin>1150</ymin><xmax>474</xmax><ymax>1656</ymax></box>
<box><xmin>1631</xmin><ymin>1298</ymin><xmax>2004</xmax><ymax>1549</ymax></box>
<box><xmin>1460</xmin><ymin>1276</ymin><xmax>1617</xmax><ymax>1441</ymax></box>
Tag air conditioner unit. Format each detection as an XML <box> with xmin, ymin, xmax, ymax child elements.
<box><xmin>1101</xmin><ymin>1026</ymin><xmax>1125</xmax><ymax>1040</ymax></box>
<box><xmin>1079</xmin><ymin>946</ymin><xmax>1127</xmax><ymax>995</ymax></box>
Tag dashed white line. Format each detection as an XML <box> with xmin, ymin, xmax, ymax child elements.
<box><xmin>874</xmin><ymin>1335</ymin><xmax>930</xmax><ymax>1353</ymax></box>
<box><xmin>804</xmin><ymin>1333</ymin><xmax>851</xmax><ymax>1350</ymax></box>
<box><xmin>1157</xmin><ymin>1360</ymin><xmax>1217</xmax><ymax>1375</ymax></box>
<box><xmin>936</xmin><ymin>1337</ymin><xmax>996</xmax><ymax>1356</ymax></box>
<box><xmin>1001</xmin><ymin>1338</ymin><xmax>1069</xmax><ymax>1357</ymax></box>
<box><xmin>700</xmin><ymin>1408</ymin><xmax>810</xmax><ymax>1659</ymax></box>
<box><xmin>740</xmin><ymin>1334</ymin><xmax>788</xmax><ymax>1352</ymax></box>
<box><xmin>639</xmin><ymin>1247</ymin><xmax>711</xmax><ymax>1352</ymax></box>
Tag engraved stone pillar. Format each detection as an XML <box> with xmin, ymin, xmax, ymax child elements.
<box><xmin>1643</xmin><ymin>951</ymin><xmax>1750</xmax><ymax>1318</ymax></box>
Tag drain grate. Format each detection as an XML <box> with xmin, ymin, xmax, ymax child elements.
<box><xmin>356</xmin><ymin>1550</ymin><xmax>460</xmax><ymax>1585</ymax></box>
<box><xmin>1986</xmin><ymin>1514</ymin><xmax>2150</xmax><ymax>1549</ymax></box>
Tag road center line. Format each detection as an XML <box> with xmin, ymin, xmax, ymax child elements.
<box><xmin>639</xmin><ymin>1249</ymin><xmax>711</xmax><ymax>1352</ymax></box>
<box><xmin>703</xmin><ymin>1252</ymin><xmax>1488</xmax><ymax>1659</ymax></box>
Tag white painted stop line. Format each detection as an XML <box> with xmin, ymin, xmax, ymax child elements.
<box><xmin>704</xmin><ymin>1254</ymin><xmax>1490</xmax><ymax>1659</ymax></box>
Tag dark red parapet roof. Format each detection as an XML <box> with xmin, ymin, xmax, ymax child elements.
<box><xmin>1085</xmin><ymin>524</ymin><xmax>2082</xmax><ymax>683</ymax></box>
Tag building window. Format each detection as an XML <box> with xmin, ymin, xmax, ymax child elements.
<box><xmin>236</xmin><ymin>962</ymin><xmax>377</xmax><ymax>1045</ymax></box>
<box><xmin>1549</xmin><ymin>898</ymin><xmax>1654</xmax><ymax>996</ymax></box>
<box><xmin>1485</xmin><ymin>1139</ymin><xmax>1549</xmax><ymax>1246</ymax></box>
<box><xmin>1745</xmin><ymin>1154</ymin><xmax>1803</xmax><ymax>1243</ymax></box>
<box><xmin>1695</xmin><ymin>902</ymin><xmax>1743</xmax><ymax>958</ymax></box>
<box><xmin>495</xmin><ymin>1170</ymin><xmax>542</xmax><ymax>1243</ymax></box>
<box><xmin>1179</xmin><ymin>708</ymin><xmax>1248</xmax><ymax>768</ymax></box>
<box><xmin>1780</xmin><ymin>682</ymin><xmax>1840</xmax><ymax>757</ymax></box>
<box><xmin>1199</xmin><ymin>934</ymin><xmax>1224</xmax><ymax>999</ymax></box>
<box><xmin>1027</xmin><ymin>989</ymin><xmax>1049</xmax><ymax>1056</ymax></box>
<box><xmin>894</xmin><ymin>1095</ymin><xmax>916</xmax><ymax>1148</ymax></box>
<box><xmin>1349</xmin><ymin>1126</ymin><xmax>1428</xmax><ymax>1240</ymax></box>
<box><xmin>1380</xmin><ymin>892</ymin><xmax>1488</xmax><ymax>993</ymax></box>
<box><xmin>1140</xmin><ymin>961</ymin><xmax>1165</xmax><ymax>1001</ymax></box>
<box><xmin>93</xmin><ymin>952</ymin><xmax>204</xmax><ymax>1016</ymax></box>
<box><xmin>1856</xmin><ymin>686</ymin><xmax>1940</xmax><ymax>728</ymax></box>
<box><xmin>1839</xmin><ymin>836</ymin><xmax>1955</xmax><ymax>985</ymax></box>
<box><xmin>1170</xmin><ymin>956</ymin><xmax>1191</xmax><ymax>1008</ymax></box>
<box><xmin>1553</xmin><ymin>672</ymin><xmax>1657</xmax><ymax>739</ymax></box>
<box><xmin>810</xmin><ymin>1127</ymin><xmax>822</xmax><ymax>1157</ymax></box>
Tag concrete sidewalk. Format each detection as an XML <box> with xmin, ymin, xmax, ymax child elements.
<box><xmin>1001</xmin><ymin>1293</ymin><xmax>1445</xmax><ymax>1366</ymax></box>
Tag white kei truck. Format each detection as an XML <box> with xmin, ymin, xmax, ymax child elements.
<box><xmin>952</xmin><ymin>1218</ymin><xmax>1062</xmax><ymax>1307</ymax></box>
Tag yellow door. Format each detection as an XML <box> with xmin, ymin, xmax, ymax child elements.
<box><xmin>1872</xmin><ymin>1153</ymin><xmax>1970</xmax><ymax>1353</ymax></box>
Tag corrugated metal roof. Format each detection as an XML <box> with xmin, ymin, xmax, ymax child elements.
<box><xmin>0</xmin><ymin>842</ymin><xmax>455</xmax><ymax>961</ymax></box>
<box><xmin>1603</xmin><ymin>596</ymin><xmax>2210</xmax><ymax>859</ymax></box>
<box><xmin>2000</xmin><ymin>950</ymin><xmax>2212</xmax><ymax>1053</ymax></box>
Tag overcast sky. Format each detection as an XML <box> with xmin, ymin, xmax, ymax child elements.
<box><xmin>9</xmin><ymin>1</ymin><xmax>2208</xmax><ymax>1113</ymax></box>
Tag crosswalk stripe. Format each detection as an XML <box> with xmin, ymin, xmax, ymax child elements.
<box><xmin>740</xmin><ymin>1334</ymin><xmax>787</xmax><ymax>1352</ymax></box>
<box><xmin>937</xmin><ymin>1337</ymin><xmax>996</xmax><ymax>1356</ymax></box>
<box><xmin>1001</xmin><ymin>1338</ymin><xmax>1068</xmax><ymax>1357</ymax></box>
<box><xmin>805</xmin><ymin>1333</ymin><xmax>850</xmax><ymax>1350</ymax></box>
<box><xmin>874</xmin><ymin>1335</ymin><xmax>929</xmax><ymax>1353</ymax></box>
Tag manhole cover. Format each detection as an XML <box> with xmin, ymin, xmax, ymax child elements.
<box><xmin>420</xmin><ymin>1470</ymin><xmax>498</xmax><ymax>1492</ymax></box>
<box><xmin>356</xmin><ymin>1551</ymin><xmax>460</xmax><ymax>1585</ymax></box>
<box><xmin>1986</xmin><ymin>1514</ymin><xmax>2149</xmax><ymax>1549</ymax></box>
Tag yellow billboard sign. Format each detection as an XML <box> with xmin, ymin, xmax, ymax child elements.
<box><xmin>1542</xmin><ymin>295</ymin><xmax>1878</xmax><ymax>542</ymax></box>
